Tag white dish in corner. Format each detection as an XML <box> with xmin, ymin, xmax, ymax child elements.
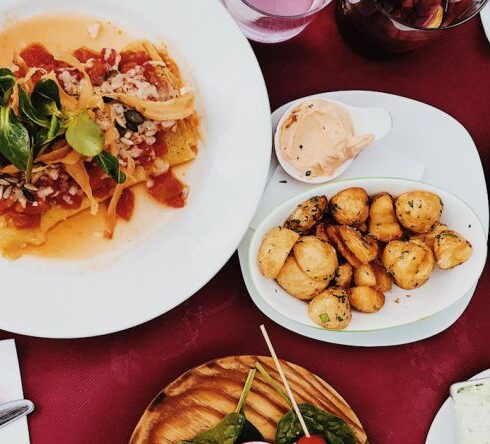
<box><xmin>248</xmin><ymin>177</ymin><xmax>487</xmax><ymax>332</ymax></box>
<box><xmin>426</xmin><ymin>369</ymin><xmax>490</xmax><ymax>444</ymax></box>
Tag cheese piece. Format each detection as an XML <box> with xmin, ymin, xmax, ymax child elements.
<box><xmin>451</xmin><ymin>377</ymin><xmax>490</xmax><ymax>444</ymax></box>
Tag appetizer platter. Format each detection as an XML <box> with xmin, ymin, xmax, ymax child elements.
<box><xmin>0</xmin><ymin>0</ymin><xmax>271</xmax><ymax>338</ymax></box>
<box><xmin>131</xmin><ymin>326</ymin><xmax>368</xmax><ymax>443</ymax></box>
<box><xmin>426</xmin><ymin>369</ymin><xmax>490</xmax><ymax>444</ymax></box>
<box><xmin>238</xmin><ymin>91</ymin><xmax>489</xmax><ymax>346</ymax></box>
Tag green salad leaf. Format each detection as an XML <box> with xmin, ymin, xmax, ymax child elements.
<box><xmin>65</xmin><ymin>111</ymin><xmax>104</xmax><ymax>157</ymax></box>
<box><xmin>0</xmin><ymin>106</ymin><xmax>31</xmax><ymax>171</ymax></box>
<box><xmin>35</xmin><ymin>115</ymin><xmax>62</xmax><ymax>156</ymax></box>
<box><xmin>181</xmin><ymin>369</ymin><xmax>264</xmax><ymax>444</ymax></box>
<box><xmin>275</xmin><ymin>403</ymin><xmax>357</xmax><ymax>444</ymax></box>
<box><xmin>0</xmin><ymin>68</ymin><xmax>16</xmax><ymax>107</ymax></box>
<box><xmin>95</xmin><ymin>150</ymin><xmax>126</xmax><ymax>184</ymax></box>
<box><xmin>31</xmin><ymin>79</ymin><xmax>62</xmax><ymax>117</ymax></box>
<box><xmin>18</xmin><ymin>85</ymin><xmax>52</xmax><ymax>128</ymax></box>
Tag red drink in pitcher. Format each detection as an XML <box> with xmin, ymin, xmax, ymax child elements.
<box><xmin>336</xmin><ymin>0</ymin><xmax>488</xmax><ymax>53</ymax></box>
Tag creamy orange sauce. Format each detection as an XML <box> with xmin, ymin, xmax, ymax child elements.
<box><xmin>0</xmin><ymin>15</ymin><xmax>185</xmax><ymax>260</ymax></box>
<box><xmin>278</xmin><ymin>99</ymin><xmax>374</xmax><ymax>179</ymax></box>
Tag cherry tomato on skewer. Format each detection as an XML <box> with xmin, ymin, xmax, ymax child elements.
<box><xmin>297</xmin><ymin>436</ymin><xmax>328</xmax><ymax>444</ymax></box>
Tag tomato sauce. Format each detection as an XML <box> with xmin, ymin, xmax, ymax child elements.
<box><xmin>5</xmin><ymin>211</ymin><xmax>41</xmax><ymax>229</ymax></box>
<box><xmin>86</xmin><ymin>162</ymin><xmax>116</xmax><ymax>199</ymax></box>
<box><xmin>148</xmin><ymin>170</ymin><xmax>186</xmax><ymax>208</ymax></box>
<box><xmin>116</xmin><ymin>188</ymin><xmax>135</xmax><ymax>221</ymax></box>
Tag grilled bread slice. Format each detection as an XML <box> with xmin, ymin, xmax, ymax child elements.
<box><xmin>130</xmin><ymin>355</ymin><xmax>367</xmax><ymax>444</ymax></box>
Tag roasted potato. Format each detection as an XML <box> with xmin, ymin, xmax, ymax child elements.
<box><xmin>339</xmin><ymin>226</ymin><xmax>379</xmax><ymax>265</ymax></box>
<box><xmin>258</xmin><ymin>226</ymin><xmax>300</xmax><ymax>278</ymax></box>
<box><xmin>330</xmin><ymin>187</ymin><xmax>369</xmax><ymax>226</ymax></box>
<box><xmin>371</xmin><ymin>263</ymin><xmax>393</xmax><ymax>292</ymax></box>
<box><xmin>382</xmin><ymin>240</ymin><xmax>435</xmax><ymax>290</ymax></box>
<box><xmin>353</xmin><ymin>264</ymin><xmax>377</xmax><ymax>287</ymax></box>
<box><xmin>353</xmin><ymin>263</ymin><xmax>392</xmax><ymax>292</ymax></box>
<box><xmin>277</xmin><ymin>256</ymin><xmax>328</xmax><ymax>300</ymax></box>
<box><xmin>368</xmin><ymin>192</ymin><xmax>403</xmax><ymax>242</ymax></box>
<box><xmin>433</xmin><ymin>230</ymin><xmax>473</xmax><ymax>269</ymax></box>
<box><xmin>308</xmin><ymin>287</ymin><xmax>352</xmax><ymax>330</ymax></box>
<box><xmin>395</xmin><ymin>191</ymin><xmax>443</xmax><ymax>233</ymax></box>
<box><xmin>410</xmin><ymin>223</ymin><xmax>448</xmax><ymax>249</ymax></box>
<box><xmin>293</xmin><ymin>236</ymin><xmax>338</xmax><ymax>282</ymax></box>
<box><xmin>326</xmin><ymin>225</ymin><xmax>378</xmax><ymax>267</ymax></box>
<box><xmin>332</xmin><ymin>262</ymin><xmax>353</xmax><ymax>288</ymax></box>
<box><xmin>315</xmin><ymin>221</ymin><xmax>329</xmax><ymax>242</ymax></box>
<box><xmin>348</xmin><ymin>286</ymin><xmax>385</xmax><ymax>313</ymax></box>
<box><xmin>285</xmin><ymin>196</ymin><xmax>328</xmax><ymax>234</ymax></box>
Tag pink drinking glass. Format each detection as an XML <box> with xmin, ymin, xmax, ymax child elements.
<box><xmin>220</xmin><ymin>0</ymin><xmax>332</xmax><ymax>43</ymax></box>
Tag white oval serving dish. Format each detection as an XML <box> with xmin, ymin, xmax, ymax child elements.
<box><xmin>248</xmin><ymin>177</ymin><xmax>487</xmax><ymax>332</ymax></box>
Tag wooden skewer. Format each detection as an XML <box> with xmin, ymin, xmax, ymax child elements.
<box><xmin>260</xmin><ymin>324</ymin><xmax>310</xmax><ymax>438</ymax></box>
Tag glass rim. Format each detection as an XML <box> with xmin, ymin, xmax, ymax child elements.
<box><xmin>375</xmin><ymin>0</ymin><xmax>490</xmax><ymax>31</ymax></box>
<box><xmin>240</xmin><ymin>0</ymin><xmax>330</xmax><ymax>19</ymax></box>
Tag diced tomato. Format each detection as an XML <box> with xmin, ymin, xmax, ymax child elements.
<box><xmin>148</xmin><ymin>170</ymin><xmax>186</xmax><ymax>208</ymax></box>
<box><xmin>87</xmin><ymin>59</ymin><xmax>109</xmax><ymax>87</ymax></box>
<box><xmin>143</xmin><ymin>63</ymin><xmax>163</xmax><ymax>89</ymax></box>
<box><xmin>73</xmin><ymin>47</ymin><xmax>109</xmax><ymax>86</ymax></box>
<box><xmin>136</xmin><ymin>143</ymin><xmax>156</xmax><ymax>167</ymax></box>
<box><xmin>119</xmin><ymin>61</ymin><xmax>138</xmax><ymax>73</ymax></box>
<box><xmin>116</xmin><ymin>188</ymin><xmax>135</xmax><ymax>221</ymax></box>
<box><xmin>119</xmin><ymin>50</ymin><xmax>151</xmax><ymax>73</ymax></box>
<box><xmin>52</xmin><ymin>193</ymin><xmax>83</xmax><ymax>210</ymax></box>
<box><xmin>153</xmin><ymin>131</ymin><xmax>168</xmax><ymax>157</ymax></box>
<box><xmin>15</xmin><ymin>66</ymin><xmax>27</xmax><ymax>79</ymax></box>
<box><xmin>19</xmin><ymin>44</ymin><xmax>55</xmax><ymax>71</ymax></box>
<box><xmin>0</xmin><ymin>196</ymin><xmax>15</xmax><ymax>214</ymax></box>
<box><xmin>5</xmin><ymin>212</ymin><xmax>41</xmax><ymax>229</ymax></box>
<box><xmin>87</xmin><ymin>163</ymin><xmax>115</xmax><ymax>199</ymax></box>
<box><xmin>101</xmin><ymin>48</ymin><xmax>120</xmax><ymax>70</ymax></box>
<box><xmin>73</xmin><ymin>47</ymin><xmax>99</xmax><ymax>63</ymax></box>
<box><xmin>15</xmin><ymin>199</ymin><xmax>51</xmax><ymax>215</ymax></box>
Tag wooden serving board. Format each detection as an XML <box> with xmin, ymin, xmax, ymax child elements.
<box><xmin>131</xmin><ymin>355</ymin><xmax>367</xmax><ymax>444</ymax></box>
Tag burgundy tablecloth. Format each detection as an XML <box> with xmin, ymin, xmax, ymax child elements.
<box><xmin>1</xmin><ymin>5</ymin><xmax>489</xmax><ymax>444</ymax></box>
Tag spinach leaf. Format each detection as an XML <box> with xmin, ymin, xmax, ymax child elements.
<box><xmin>0</xmin><ymin>68</ymin><xmax>16</xmax><ymax>107</ymax></box>
<box><xmin>95</xmin><ymin>150</ymin><xmax>126</xmax><ymax>184</ymax></box>
<box><xmin>65</xmin><ymin>111</ymin><xmax>104</xmax><ymax>157</ymax></box>
<box><xmin>181</xmin><ymin>369</ymin><xmax>263</xmax><ymax>444</ymax></box>
<box><xmin>18</xmin><ymin>85</ymin><xmax>51</xmax><ymax>128</ymax></box>
<box><xmin>181</xmin><ymin>412</ymin><xmax>247</xmax><ymax>444</ymax></box>
<box><xmin>275</xmin><ymin>403</ymin><xmax>357</xmax><ymax>444</ymax></box>
<box><xmin>0</xmin><ymin>106</ymin><xmax>31</xmax><ymax>171</ymax></box>
<box><xmin>35</xmin><ymin>115</ymin><xmax>63</xmax><ymax>156</ymax></box>
<box><xmin>31</xmin><ymin>79</ymin><xmax>62</xmax><ymax>117</ymax></box>
<box><xmin>237</xmin><ymin>418</ymin><xmax>264</xmax><ymax>442</ymax></box>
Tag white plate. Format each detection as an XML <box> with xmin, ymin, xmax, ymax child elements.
<box><xmin>249</xmin><ymin>177</ymin><xmax>487</xmax><ymax>332</ymax></box>
<box><xmin>238</xmin><ymin>90</ymin><xmax>489</xmax><ymax>346</ymax></box>
<box><xmin>0</xmin><ymin>0</ymin><xmax>271</xmax><ymax>338</ymax></box>
<box><xmin>481</xmin><ymin>3</ymin><xmax>490</xmax><ymax>43</ymax></box>
<box><xmin>426</xmin><ymin>369</ymin><xmax>490</xmax><ymax>444</ymax></box>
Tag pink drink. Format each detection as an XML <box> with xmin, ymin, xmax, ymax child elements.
<box><xmin>246</xmin><ymin>0</ymin><xmax>315</xmax><ymax>15</ymax></box>
<box><xmin>221</xmin><ymin>0</ymin><xmax>330</xmax><ymax>43</ymax></box>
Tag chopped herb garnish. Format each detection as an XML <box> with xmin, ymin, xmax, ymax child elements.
<box><xmin>319</xmin><ymin>313</ymin><xmax>330</xmax><ymax>323</ymax></box>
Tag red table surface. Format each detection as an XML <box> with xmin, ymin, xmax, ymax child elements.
<box><xmin>1</xmin><ymin>5</ymin><xmax>490</xmax><ymax>444</ymax></box>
